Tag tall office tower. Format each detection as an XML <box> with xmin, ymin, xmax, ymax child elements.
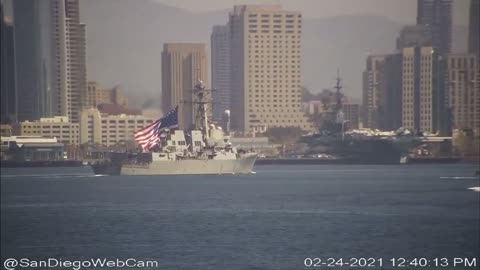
<box><xmin>447</xmin><ymin>54</ymin><xmax>480</xmax><ymax>131</ymax></box>
<box><xmin>1</xmin><ymin>4</ymin><xmax>17</xmax><ymax>124</ymax></box>
<box><xmin>63</xmin><ymin>0</ymin><xmax>87</xmax><ymax>123</ymax></box>
<box><xmin>382</xmin><ymin>54</ymin><xmax>403</xmax><ymax>130</ymax></box>
<box><xmin>362</xmin><ymin>54</ymin><xmax>403</xmax><ymax>131</ymax></box>
<box><xmin>13</xmin><ymin>0</ymin><xmax>52</xmax><ymax>121</ymax></box>
<box><xmin>13</xmin><ymin>0</ymin><xmax>86</xmax><ymax>122</ymax></box>
<box><xmin>362</xmin><ymin>55</ymin><xmax>386</xmax><ymax>129</ymax></box>
<box><xmin>401</xmin><ymin>46</ymin><xmax>444</xmax><ymax>134</ymax></box>
<box><xmin>228</xmin><ymin>5</ymin><xmax>311</xmax><ymax>134</ymax></box>
<box><xmin>396</xmin><ymin>25</ymin><xmax>432</xmax><ymax>50</ymax></box>
<box><xmin>469</xmin><ymin>0</ymin><xmax>479</xmax><ymax>53</ymax></box>
<box><xmin>416</xmin><ymin>0</ymin><xmax>452</xmax><ymax>56</ymax></box>
<box><xmin>211</xmin><ymin>24</ymin><xmax>231</xmax><ymax>122</ymax></box>
<box><xmin>161</xmin><ymin>43</ymin><xmax>208</xmax><ymax>129</ymax></box>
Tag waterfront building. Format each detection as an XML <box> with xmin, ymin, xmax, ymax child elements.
<box><xmin>230</xmin><ymin>136</ymin><xmax>279</xmax><ymax>156</ymax></box>
<box><xmin>18</xmin><ymin>116</ymin><xmax>79</xmax><ymax>145</ymax></box>
<box><xmin>79</xmin><ymin>108</ymin><xmax>156</xmax><ymax>147</ymax></box>
<box><xmin>0</xmin><ymin>136</ymin><xmax>64</xmax><ymax>161</ymax></box>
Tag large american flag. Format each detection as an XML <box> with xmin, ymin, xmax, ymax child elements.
<box><xmin>134</xmin><ymin>106</ymin><xmax>178</xmax><ymax>151</ymax></box>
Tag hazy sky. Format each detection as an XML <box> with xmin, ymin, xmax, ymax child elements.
<box><xmin>154</xmin><ymin>0</ymin><xmax>470</xmax><ymax>25</ymax></box>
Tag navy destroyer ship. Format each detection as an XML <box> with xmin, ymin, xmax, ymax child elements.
<box><xmin>91</xmin><ymin>81</ymin><xmax>257</xmax><ymax>175</ymax></box>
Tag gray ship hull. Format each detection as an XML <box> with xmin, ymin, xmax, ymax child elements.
<box><xmin>120</xmin><ymin>154</ymin><xmax>257</xmax><ymax>175</ymax></box>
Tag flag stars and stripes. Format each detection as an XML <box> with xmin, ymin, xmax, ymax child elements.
<box><xmin>134</xmin><ymin>106</ymin><xmax>178</xmax><ymax>151</ymax></box>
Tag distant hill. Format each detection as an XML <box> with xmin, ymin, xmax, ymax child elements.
<box><xmin>79</xmin><ymin>0</ymin><xmax>467</xmax><ymax>108</ymax></box>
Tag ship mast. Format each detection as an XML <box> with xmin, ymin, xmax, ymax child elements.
<box><xmin>333</xmin><ymin>70</ymin><xmax>346</xmax><ymax>140</ymax></box>
<box><xmin>192</xmin><ymin>80</ymin><xmax>211</xmax><ymax>139</ymax></box>
<box><xmin>334</xmin><ymin>69</ymin><xmax>343</xmax><ymax>113</ymax></box>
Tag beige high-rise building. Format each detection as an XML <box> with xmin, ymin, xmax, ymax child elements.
<box><xmin>402</xmin><ymin>46</ymin><xmax>441</xmax><ymax>133</ymax></box>
<box><xmin>86</xmin><ymin>81</ymin><xmax>128</xmax><ymax>108</ymax></box>
<box><xmin>161</xmin><ymin>43</ymin><xmax>208</xmax><ymax>130</ymax></box>
<box><xmin>229</xmin><ymin>5</ymin><xmax>311</xmax><ymax>134</ymax></box>
<box><xmin>447</xmin><ymin>54</ymin><xmax>480</xmax><ymax>131</ymax></box>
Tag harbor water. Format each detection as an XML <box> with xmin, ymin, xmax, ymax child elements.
<box><xmin>1</xmin><ymin>164</ymin><xmax>479</xmax><ymax>269</ymax></box>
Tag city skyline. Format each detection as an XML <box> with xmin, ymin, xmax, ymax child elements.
<box><xmin>1</xmin><ymin>2</ymin><xmax>479</xmax><ymax>267</ymax></box>
<box><xmin>70</xmin><ymin>0</ymin><xmax>473</xmax><ymax>109</ymax></box>
<box><xmin>1</xmin><ymin>0</ymin><xmax>478</xmax><ymax>136</ymax></box>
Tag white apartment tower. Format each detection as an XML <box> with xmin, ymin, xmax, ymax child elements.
<box><xmin>401</xmin><ymin>46</ymin><xmax>439</xmax><ymax>133</ymax></box>
<box><xmin>229</xmin><ymin>5</ymin><xmax>311</xmax><ymax>134</ymax></box>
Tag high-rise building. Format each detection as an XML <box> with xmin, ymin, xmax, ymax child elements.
<box><xmin>86</xmin><ymin>81</ymin><xmax>129</xmax><ymax>108</ymax></box>
<box><xmin>343</xmin><ymin>103</ymin><xmax>360</xmax><ymax>129</ymax></box>
<box><xmin>362</xmin><ymin>54</ymin><xmax>403</xmax><ymax>130</ymax></box>
<box><xmin>211</xmin><ymin>25</ymin><xmax>231</xmax><ymax>122</ymax></box>
<box><xmin>469</xmin><ymin>0</ymin><xmax>479</xmax><ymax>54</ymax></box>
<box><xmin>13</xmin><ymin>0</ymin><xmax>86</xmax><ymax>123</ymax></box>
<box><xmin>396</xmin><ymin>25</ymin><xmax>432</xmax><ymax>50</ymax></box>
<box><xmin>13</xmin><ymin>0</ymin><xmax>51</xmax><ymax>121</ymax></box>
<box><xmin>382</xmin><ymin>54</ymin><xmax>404</xmax><ymax>131</ymax></box>
<box><xmin>161</xmin><ymin>43</ymin><xmax>208</xmax><ymax>130</ymax></box>
<box><xmin>64</xmin><ymin>0</ymin><xmax>87</xmax><ymax>123</ymax></box>
<box><xmin>1</xmin><ymin>4</ymin><xmax>17</xmax><ymax>124</ymax></box>
<box><xmin>447</xmin><ymin>54</ymin><xmax>480</xmax><ymax>131</ymax></box>
<box><xmin>362</xmin><ymin>55</ymin><xmax>386</xmax><ymax>129</ymax></box>
<box><xmin>228</xmin><ymin>5</ymin><xmax>311</xmax><ymax>134</ymax></box>
<box><xmin>416</xmin><ymin>0</ymin><xmax>452</xmax><ymax>56</ymax></box>
<box><xmin>401</xmin><ymin>46</ymin><xmax>445</xmax><ymax>134</ymax></box>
